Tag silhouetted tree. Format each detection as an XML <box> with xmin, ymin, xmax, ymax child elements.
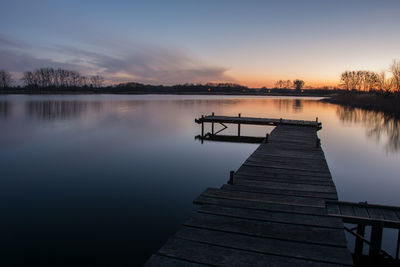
<box><xmin>375</xmin><ymin>72</ymin><xmax>392</xmax><ymax>93</ymax></box>
<box><xmin>275</xmin><ymin>80</ymin><xmax>284</xmax><ymax>88</ymax></box>
<box><xmin>391</xmin><ymin>59</ymin><xmax>400</xmax><ymax>93</ymax></box>
<box><xmin>90</xmin><ymin>75</ymin><xmax>104</xmax><ymax>88</ymax></box>
<box><xmin>21</xmin><ymin>67</ymin><xmax>104</xmax><ymax>89</ymax></box>
<box><xmin>0</xmin><ymin>70</ymin><xmax>12</xmax><ymax>88</ymax></box>
<box><xmin>286</xmin><ymin>80</ymin><xmax>291</xmax><ymax>89</ymax></box>
<box><xmin>293</xmin><ymin>79</ymin><xmax>304</xmax><ymax>91</ymax></box>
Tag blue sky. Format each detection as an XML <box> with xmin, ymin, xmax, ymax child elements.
<box><xmin>1</xmin><ymin>0</ymin><xmax>399</xmax><ymax>87</ymax></box>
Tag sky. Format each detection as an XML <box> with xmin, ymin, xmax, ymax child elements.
<box><xmin>0</xmin><ymin>0</ymin><xmax>399</xmax><ymax>87</ymax></box>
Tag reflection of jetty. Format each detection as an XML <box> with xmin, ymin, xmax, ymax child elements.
<box><xmin>194</xmin><ymin>113</ymin><xmax>321</xmax><ymax>144</ymax></box>
<box><xmin>146</xmin><ymin>114</ymin><xmax>400</xmax><ymax>266</ymax></box>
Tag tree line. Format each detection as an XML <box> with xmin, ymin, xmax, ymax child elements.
<box><xmin>0</xmin><ymin>68</ymin><xmax>104</xmax><ymax>89</ymax></box>
<box><xmin>340</xmin><ymin>60</ymin><xmax>400</xmax><ymax>93</ymax></box>
<box><xmin>274</xmin><ymin>79</ymin><xmax>305</xmax><ymax>91</ymax></box>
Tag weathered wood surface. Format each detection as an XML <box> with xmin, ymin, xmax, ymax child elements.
<box><xmin>195</xmin><ymin>115</ymin><xmax>321</xmax><ymax>128</ymax></box>
<box><xmin>326</xmin><ymin>200</ymin><xmax>400</xmax><ymax>229</ymax></box>
<box><xmin>145</xmin><ymin>124</ymin><xmax>353</xmax><ymax>266</ymax></box>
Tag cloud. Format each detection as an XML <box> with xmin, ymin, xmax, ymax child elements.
<box><xmin>0</xmin><ymin>35</ymin><xmax>232</xmax><ymax>85</ymax></box>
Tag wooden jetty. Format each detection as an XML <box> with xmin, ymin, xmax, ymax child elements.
<box><xmin>145</xmin><ymin>115</ymin><xmax>353</xmax><ymax>266</ymax></box>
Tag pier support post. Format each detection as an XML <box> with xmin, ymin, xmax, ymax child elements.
<box><xmin>396</xmin><ymin>229</ymin><xmax>400</xmax><ymax>260</ymax></box>
<box><xmin>354</xmin><ymin>224</ymin><xmax>365</xmax><ymax>256</ymax></box>
<box><xmin>369</xmin><ymin>222</ymin><xmax>383</xmax><ymax>258</ymax></box>
<box><xmin>201</xmin><ymin>115</ymin><xmax>204</xmax><ymax>137</ymax></box>
<box><xmin>228</xmin><ymin>171</ymin><xmax>235</xmax><ymax>185</ymax></box>
<box><xmin>238</xmin><ymin>113</ymin><xmax>241</xmax><ymax>137</ymax></box>
<box><xmin>211</xmin><ymin>112</ymin><xmax>214</xmax><ymax>135</ymax></box>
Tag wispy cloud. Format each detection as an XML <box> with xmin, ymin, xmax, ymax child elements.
<box><xmin>0</xmin><ymin>35</ymin><xmax>232</xmax><ymax>85</ymax></box>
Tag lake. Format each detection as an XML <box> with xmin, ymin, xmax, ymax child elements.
<box><xmin>0</xmin><ymin>94</ymin><xmax>399</xmax><ymax>266</ymax></box>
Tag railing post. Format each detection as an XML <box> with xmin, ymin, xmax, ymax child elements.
<box><xmin>369</xmin><ymin>222</ymin><xmax>383</xmax><ymax>258</ymax></box>
<box><xmin>279</xmin><ymin>118</ymin><xmax>282</xmax><ymax>124</ymax></box>
<box><xmin>228</xmin><ymin>171</ymin><xmax>235</xmax><ymax>185</ymax></box>
<box><xmin>354</xmin><ymin>224</ymin><xmax>366</xmax><ymax>256</ymax></box>
<box><xmin>211</xmin><ymin>114</ymin><xmax>214</xmax><ymax>135</ymax></box>
<box><xmin>265</xmin><ymin>133</ymin><xmax>269</xmax><ymax>143</ymax></box>
<box><xmin>316</xmin><ymin>117</ymin><xmax>318</xmax><ymax>123</ymax></box>
<box><xmin>201</xmin><ymin>115</ymin><xmax>204</xmax><ymax>137</ymax></box>
<box><xmin>238</xmin><ymin>113</ymin><xmax>241</xmax><ymax>137</ymax></box>
<box><xmin>396</xmin><ymin>229</ymin><xmax>400</xmax><ymax>260</ymax></box>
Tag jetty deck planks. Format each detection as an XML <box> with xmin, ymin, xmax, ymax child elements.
<box><xmin>145</xmin><ymin>121</ymin><xmax>353</xmax><ymax>266</ymax></box>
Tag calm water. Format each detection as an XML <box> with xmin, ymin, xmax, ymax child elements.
<box><xmin>0</xmin><ymin>95</ymin><xmax>399</xmax><ymax>266</ymax></box>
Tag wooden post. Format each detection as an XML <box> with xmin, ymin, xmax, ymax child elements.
<box><xmin>354</xmin><ymin>224</ymin><xmax>366</xmax><ymax>256</ymax></box>
<box><xmin>316</xmin><ymin>117</ymin><xmax>318</xmax><ymax>123</ymax></box>
<box><xmin>280</xmin><ymin>118</ymin><xmax>282</xmax><ymax>123</ymax></box>
<box><xmin>369</xmin><ymin>223</ymin><xmax>383</xmax><ymax>258</ymax></box>
<box><xmin>211</xmin><ymin>113</ymin><xmax>214</xmax><ymax>135</ymax></box>
<box><xmin>238</xmin><ymin>113</ymin><xmax>241</xmax><ymax>137</ymax></box>
<box><xmin>396</xmin><ymin>229</ymin><xmax>400</xmax><ymax>260</ymax></box>
<box><xmin>265</xmin><ymin>133</ymin><xmax>269</xmax><ymax>143</ymax></box>
<box><xmin>228</xmin><ymin>171</ymin><xmax>234</xmax><ymax>185</ymax></box>
<box><xmin>201</xmin><ymin>115</ymin><xmax>204</xmax><ymax>137</ymax></box>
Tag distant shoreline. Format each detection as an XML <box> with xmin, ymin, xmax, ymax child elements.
<box><xmin>322</xmin><ymin>94</ymin><xmax>400</xmax><ymax>114</ymax></box>
<box><xmin>0</xmin><ymin>87</ymin><xmax>335</xmax><ymax>97</ymax></box>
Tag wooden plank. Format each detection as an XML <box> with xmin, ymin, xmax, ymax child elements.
<box><xmin>198</xmin><ymin>204</ymin><xmax>344</xmax><ymax>228</ymax></box>
<box><xmin>175</xmin><ymin>227</ymin><xmax>353</xmax><ymax>266</ymax></box>
<box><xmin>243</xmin><ymin>161</ymin><xmax>332</xmax><ymax>175</ymax></box>
<box><xmin>326</xmin><ymin>203</ymin><xmax>340</xmax><ymax>216</ymax></box>
<box><xmin>367</xmin><ymin>207</ymin><xmax>385</xmax><ymax>220</ymax></box>
<box><xmin>158</xmin><ymin>238</ymin><xmax>345</xmax><ymax>267</ymax></box>
<box><xmin>184</xmin><ymin>213</ymin><xmax>348</xmax><ymax>247</ymax></box>
<box><xmin>193</xmin><ymin>195</ymin><xmax>327</xmax><ymax>216</ymax></box>
<box><xmin>221</xmin><ymin>184</ymin><xmax>338</xmax><ymax>200</ymax></box>
<box><xmin>234</xmin><ymin>172</ymin><xmax>335</xmax><ymax>186</ymax></box>
<box><xmin>144</xmin><ymin>254</ymin><xmax>207</xmax><ymax>267</ymax></box>
<box><xmin>338</xmin><ymin>204</ymin><xmax>355</xmax><ymax>217</ymax></box>
<box><xmin>353</xmin><ymin>206</ymin><xmax>369</xmax><ymax>218</ymax></box>
<box><xmin>381</xmin><ymin>209</ymin><xmax>399</xmax><ymax>221</ymax></box>
<box><xmin>199</xmin><ymin>188</ymin><xmax>326</xmax><ymax>207</ymax></box>
<box><xmin>242</xmin><ymin>162</ymin><xmax>332</xmax><ymax>177</ymax></box>
<box><xmin>234</xmin><ymin>178</ymin><xmax>337</xmax><ymax>193</ymax></box>
<box><xmin>245</xmin><ymin>155</ymin><xmax>329</xmax><ymax>167</ymax></box>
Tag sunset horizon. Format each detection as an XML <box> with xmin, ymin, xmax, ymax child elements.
<box><xmin>1</xmin><ymin>1</ymin><xmax>399</xmax><ymax>88</ymax></box>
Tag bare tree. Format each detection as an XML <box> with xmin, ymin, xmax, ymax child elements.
<box><xmin>375</xmin><ymin>72</ymin><xmax>392</xmax><ymax>93</ymax></box>
<box><xmin>286</xmin><ymin>80</ymin><xmax>291</xmax><ymax>89</ymax></box>
<box><xmin>90</xmin><ymin>75</ymin><xmax>104</xmax><ymax>88</ymax></box>
<box><xmin>390</xmin><ymin>59</ymin><xmax>400</xmax><ymax>92</ymax></box>
<box><xmin>0</xmin><ymin>70</ymin><xmax>12</xmax><ymax>88</ymax></box>
<box><xmin>293</xmin><ymin>79</ymin><xmax>305</xmax><ymax>91</ymax></box>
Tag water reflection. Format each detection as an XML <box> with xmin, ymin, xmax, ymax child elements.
<box><xmin>25</xmin><ymin>100</ymin><xmax>103</xmax><ymax>120</ymax></box>
<box><xmin>337</xmin><ymin>106</ymin><xmax>400</xmax><ymax>152</ymax></box>
<box><xmin>0</xmin><ymin>101</ymin><xmax>11</xmax><ymax>118</ymax></box>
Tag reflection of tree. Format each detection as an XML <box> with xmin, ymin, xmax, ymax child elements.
<box><xmin>293</xmin><ymin>99</ymin><xmax>303</xmax><ymax>112</ymax></box>
<box><xmin>0</xmin><ymin>101</ymin><xmax>10</xmax><ymax>118</ymax></box>
<box><xmin>272</xmin><ymin>99</ymin><xmax>304</xmax><ymax>113</ymax></box>
<box><xmin>337</xmin><ymin>106</ymin><xmax>400</xmax><ymax>152</ymax></box>
<box><xmin>26</xmin><ymin>101</ymin><xmax>103</xmax><ymax>120</ymax></box>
